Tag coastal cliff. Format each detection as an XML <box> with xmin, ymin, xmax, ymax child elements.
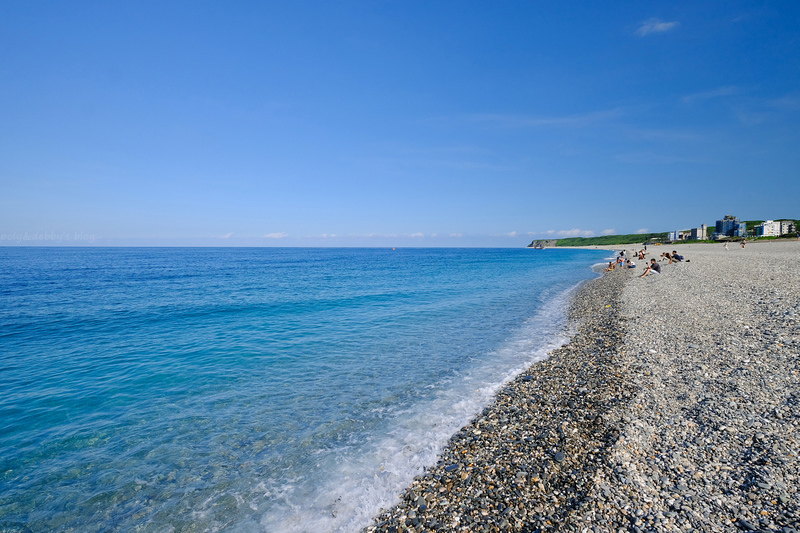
<box><xmin>527</xmin><ymin>239</ymin><xmax>558</xmax><ymax>248</ymax></box>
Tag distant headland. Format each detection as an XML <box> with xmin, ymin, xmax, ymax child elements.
<box><xmin>528</xmin><ymin>233</ymin><xmax>668</xmax><ymax>248</ymax></box>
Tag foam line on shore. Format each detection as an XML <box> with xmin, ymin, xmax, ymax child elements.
<box><xmin>258</xmin><ymin>270</ymin><xmax>599</xmax><ymax>533</ymax></box>
<box><xmin>367</xmin><ymin>260</ymin><xmax>630</xmax><ymax>531</ymax></box>
<box><xmin>366</xmin><ymin>240</ymin><xmax>800</xmax><ymax>532</ymax></box>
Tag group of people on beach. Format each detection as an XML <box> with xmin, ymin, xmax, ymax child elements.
<box><xmin>604</xmin><ymin>248</ymin><xmax>686</xmax><ymax>277</ymax></box>
<box><xmin>604</xmin><ymin>249</ymin><xmax>645</xmax><ymax>272</ymax></box>
<box><xmin>605</xmin><ymin>251</ymin><xmax>635</xmax><ymax>272</ymax></box>
<box><xmin>640</xmin><ymin>249</ymin><xmax>684</xmax><ymax>276</ymax></box>
<box><xmin>724</xmin><ymin>238</ymin><xmax>748</xmax><ymax>250</ymax></box>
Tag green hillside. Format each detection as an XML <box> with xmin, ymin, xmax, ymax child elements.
<box><xmin>555</xmin><ymin>232</ymin><xmax>669</xmax><ymax>247</ymax></box>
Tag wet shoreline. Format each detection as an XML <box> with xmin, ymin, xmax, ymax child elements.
<box><xmin>366</xmin><ymin>271</ymin><xmax>631</xmax><ymax>532</ymax></box>
<box><xmin>366</xmin><ymin>240</ymin><xmax>800</xmax><ymax>532</ymax></box>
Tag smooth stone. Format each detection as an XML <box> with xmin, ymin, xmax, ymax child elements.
<box><xmin>737</xmin><ymin>519</ymin><xmax>757</xmax><ymax>530</ymax></box>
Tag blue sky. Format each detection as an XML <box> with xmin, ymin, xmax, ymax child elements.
<box><xmin>1</xmin><ymin>1</ymin><xmax>798</xmax><ymax>246</ymax></box>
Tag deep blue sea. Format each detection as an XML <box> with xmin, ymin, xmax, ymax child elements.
<box><xmin>0</xmin><ymin>247</ymin><xmax>608</xmax><ymax>532</ymax></box>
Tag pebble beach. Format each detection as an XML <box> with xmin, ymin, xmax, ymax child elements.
<box><xmin>367</xmin><ymin>240</ymin><xmax>800</xmax><ymax>533</ymax></box>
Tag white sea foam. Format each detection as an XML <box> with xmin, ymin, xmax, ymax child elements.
<box><xmin>1</xmin><ymin>248</ymin><xmax>609</xmax><ymax>532</ymax></box>
<box><xmin>253</xmin><ymin>282</ymin><xmax>585</xmax><ymax>533</ymax></box>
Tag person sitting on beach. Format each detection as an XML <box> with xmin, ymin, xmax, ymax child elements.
<box><xmin>626</xmin><ymin>259</ymin><xmax>636</xmax><ymax>268</ymax></box>
<box><xmin>638</xmin><ymin>250</ymin><xmax>646</xmax><ymax>260</ymax></box>
<box><xmin>667</xmin><ymin>251</ymin><xmax>684</xmax><ymax>264</ymax></box>
<box><xmin>640</xmin><ymin>258</ymin><xmax>661</xmax><ymax>277</ymax></box>
<box><xmin>605</xmin><ymin>261</ymin><xmax>615</xmax><ymax>272</ymax></box>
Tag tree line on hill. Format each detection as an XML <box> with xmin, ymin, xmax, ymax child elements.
<box><xmin>527</xmin><ymin>219</ymin><xmax>800</xmax><ymax>248</ymax></box>
<box><xmin>548</xmin><ymin>232</ymin><xmax>669</xmax><ymax>247</ymax></box>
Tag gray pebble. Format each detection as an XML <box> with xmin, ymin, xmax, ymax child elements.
<box><xmin>365</xmin><ymin>244</ymin><xmax>800</xmax><ymax>533</ymax></box>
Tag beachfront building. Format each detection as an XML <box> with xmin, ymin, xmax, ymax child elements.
<box><xmin>670</xmin><ymin>224</ymin><xmax>707</xmax><ymax>242</ymax></box>
<box><xmin>691</xmin><ymin>224</ymin><xmax>707</xmax><ymax>240</ymax></box>
<box><xmin>779</xmin><ymin>220</ymin><xmax>796</xmax><ymax>235</ymax></box>
<box><xmin>756</xmin><ymin>220</ymin><xmax>782</xmax><ymax>237</ymax></box>
<box><xmin>713</xmin><ymin>215</ymin><xmax>747</xmax><ymax>239</ymax></box>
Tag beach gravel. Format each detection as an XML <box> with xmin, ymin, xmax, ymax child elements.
<box><xmin>366</xmin><ymin>240</ymin><xmax>800</xmax><ymax>532</ymax></box>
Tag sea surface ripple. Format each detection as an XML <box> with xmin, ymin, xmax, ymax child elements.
<box><xmin>0</xmin><ymin>247</ymin><xmax>607</xmax><ymax>532</ymax></box>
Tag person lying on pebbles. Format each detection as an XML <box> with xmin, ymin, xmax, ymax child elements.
<box><xmin>668</xmin><ymin>250</ymin><xmax>684</xmax><ymax>263</ymax></box>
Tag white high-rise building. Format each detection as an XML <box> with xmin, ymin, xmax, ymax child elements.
<box><xmin>756</xmin><ymin>220</ymin><xmax>781</xmax><ymax>237</ymax></box>
<box><xmin>690</xmin><ymin>224</ymin><xmax>707</xmax><ymax>240</ymax></box>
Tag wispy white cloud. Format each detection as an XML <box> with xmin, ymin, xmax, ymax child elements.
<box><xmin>624</xmin><ymin>127</ymin><xmax>704</xmax><ymax>143</ymax></box>
<box><xmin>465</xmin><ymin>109</ymin><xmax>621</xmax><ymax>129</ymax></box>
<box><xmin>615</xmin><ymin>151</ymin><xmax>704</xmax><ymax>165</ymax></box>
<box><xmin>601</xmin><ymin>229</ymin><xmax>616</xmax><ymax>236</ymax></box>
<box><xmin>636</xmin><ymin>18</ymin><xmax>679</xmax><ymax>36</ymax></box>
<box><xmin>220</xmin><ymin>233</ymin><xmax>234</xmax><ymax>239</ymax></box>
<box><xmin>342</xmin><ymin>152</ymin><xmax>515</xmax><ymax>173</ymax></box>
<box><xmin>768</xmin><ymin>94</ymin><xmax>800</xmax><ymax>111</ymax></box>
<box><xmin>264</xmin><ymin>232</ymin><xmax>288</xmax><ymax>239</ymax></box>
<box><xmin>490</xmin><ymin>230</ymin><xmax>532</xmax><ymax>238</ymax></box>
<box><xmin>635</xmin><ymin>228</ymin><xmax>650</xmax><ymax>234</ymax></box>
<box><xmin>544</xmin><ymin>229</ymin><xmax>596</xmax><ymax>238</ymax></box>
<box><xmin>449</xmin><ymin>233</ymin><xmax>463</xmax><ymax>238</ymax></box>
<box><xmin>735</xmin><ymin>110</ymin><xmax>769</xmax><ymax>126</ymax></box>
<box><xmin>329</xmin><ymin>232</ymin><xmax>434</xmax><ymax>239</ymax></box>
<box><xmin>682</xmin><ymin>86</ymin><xmax>739</xmax><ymax>103</ymax></box>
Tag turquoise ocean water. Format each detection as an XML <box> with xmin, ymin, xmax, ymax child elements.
<box><xmin>0</xmin><ymin>247</ymin><xmax>608</xmax><ymax>532</ymax></box>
